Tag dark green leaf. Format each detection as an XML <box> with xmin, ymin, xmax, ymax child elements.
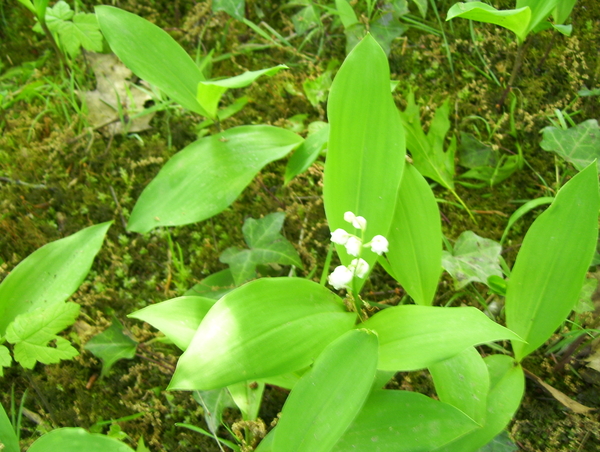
<box><xmin>540</xmin><ymin>120</ymin><xmax>600</xmax><ymax>171</ymax></box>
<box><xmin>84</xmin><ymin>320</ymin><xmax>138</xmax><ymax>377</ymax></box>
<box><xmin>212</xmin><ymin>0</ymin><xmax>245</xmax><ymax>19</ymax></box>
<box><xmin>284</xmin><ymin>122</ymin><xmax>329</xmax><ymax>184</ymax></box>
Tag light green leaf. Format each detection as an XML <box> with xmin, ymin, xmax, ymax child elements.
<box><xmin>0</xmin><ymin>222</ymin><xmax>110</xmax><ymax>337</ymax></box>
<box><xmin>442</xmin><ymin>231</ymin><xmax>503</xmax><ymax>290</ymax></box>
<box><xmin>6</xmin><ymin>302</ymin><xmax>80</xmax><ymax>369</ymax></box>
<box><xmin>500</xmin><ymin>197</ymin><xmax>554</xmax><ymax>245</ymax></box>
<box><xmin>429</xmin><ymin>347</ymin><xmax>489</xmax><ymax>425</ymax></box>
<box><xmin>446</xmin><ymin>2</ymin><xmax>531</xmax><ymax>43</ymax></box>
<box><xmin>197</xmin><ymin>65</ymin><xmax>286</xmax><ymax>119</ymax></box>
<box><xmin>517</xmin><ymin>0</ymin><xmax>561</xmax><ymax>35</ymax></box>
<box><xmin>553</xmin><ymin>0</ymin><xmax>577</xmax><ymax>24</ymax></box>
<box><xmin>129</xmin><ymin>296</ymin><xmax>216</xmax><ymax>350</ymax></box>
<box><xmin>17</xmin><ymin>0</ymin><xmax>36</xmax><ymax>15</ymax></box>
<box><xmin>506</xmin><ymin>162</ymin><xmax>600</xmax><ymax>361</ymax></box>
<box><xmin>0</xmin><ymin>401</ymin><xmax>19</xmax><ymax>452</ymax></box>
<box><xmin>332</xmin><ymin>390</ymin><xmax>479</xmax><ymax>451</ymax></box>
<box><xmin>433</xmin><ymin>355</ymin><xmax>524</xmax><ymax>451</ymax></box>
<box><xmin>169</xmin><ymin>278</ymin><xmax>356</xmax><ymax>390</ymax></box>
<box><xmin>96</xmin><ymin>6</ymin><xmax>209</xmax><ymax>116</ymax></box>
<box><xmin>212</xmin><ymin>0</ymin><xmax>245</xmax><ymax>19</ymax></box>
<box><xmin>228</xmin><ymin>381</ymin><xmax>265</xmax><ymax>421</ymax></box>
<box><xmin>399</xmin><ymin>93</ymin><xmax>455</xmax><ymax>190</ymax></box>
<box><xmin>324</xmin><ymin>34</ymin><xmax>405</xmax><ymax>282</ymax></box>
<box><xmin>272</xmin><ymin>329</ymin><xmax>378</xmax><ymax>452</ymax></box>
<box><xmin>284</xmin><ymin>122</ymin><xmax>329</xmax><ymax>184</ymax></box>
<box><xmin>57</xmin><ymin>13</ymin><xmax>103</xmax><ymax>57</ymax></box>
<box><xmin>540</xmin><ymin>120</ymin><xmax>600</xmax><ymax>172</ymax></box>
<box><xmin>0</xmin><ymin>345</ymin><xmax>11</xmax><ymax>376</ymax></box>
<box><xmin>127</xmin><ymin>126</ymin><xmax>302</xmax><ymax>233</ymax></box>
<box><xmin>184</xmin><ymin>269</ymin><xmax>235</xmax><ymax>300</ymax></box>
<box><xmin>387</xmin><ymin>163</ymin><xmax>442</xmax><ymax>305</ymax></box>
<box><xmin>220</xmin><ymin>212</ymin><xmax>303</xmax><ymax>285</ymax></box>
<box><xmin>84</xmin><ymin>320</ymin><xmax>138</xmax><ymax>377</ymax></box>
<box><xmin>360</xmin><ymin>305</ymin><xmax>522</xmax><ymax>371</ymax></box>
<box><xmin>45</xmin><ymin>0</ymin><xmax>73</xmax><ymax>25</ymax></box>
<box><xmin>28</xmin><ymin>428</ymin><xmax>135</xmax><ymax>452</ymax></box>
<box><xmin>335</xmin><ymin>0</ymin><xmax>359</xmax><ymax>29</ymax></box>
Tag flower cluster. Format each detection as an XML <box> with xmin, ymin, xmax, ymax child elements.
<box><xmin>327</xmin><ymin>211</ymin><xmax>389</xmax><ymax>291</ymax></box>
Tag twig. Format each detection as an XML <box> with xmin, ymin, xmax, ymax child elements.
<box><xmin>109</xmin><ymin>185</ymin><xmax>128</xmax><ymax>231</ymax></box>
<box><xmin>552</xmin><ymin>333</ymin><xmax>588</xmax><ymax>373</ymax></box>
<box><xmin>0</xmin><ymin>177</ymin><xmax>50</xmax><ymax>190</ymax></box>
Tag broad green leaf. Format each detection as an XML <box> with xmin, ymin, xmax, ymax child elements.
<box><xmin>429</xmin><ymin>347</ymin><xmax>489</xmax><ymax>425</ymax></box>
<box><xmin>500</xmin><ymin>197</ymin><xmax>554</xmax><ymax>245</ymax></box>
<box><xmin>56</xmin><ymin>13</ymin><xmax>103</xmax><ymax>57</ymax></box>
<box><xmin>387</xmin><ymin>163</ymin><xmax>442</xmax><ymax>305</ymax></box>
<box><xmin>335</xmin><ymin>0</ymin><xmax>359</xmax><ymax>29</ymax></box>
<box><xmin>540</xmin><ymin>120</ymin><xmax>600</xmax><ymax>171</ymax></box>
<box><xmin>6</xmin><ymin>302</ymin><xmax>80</xmax><ymax>369</ymax></box>
<box><xmin>84</xmin><ymin>320</ymin><xmax>138</xmax><ymax>377</ymax></box>
<box><xmin>96</xmin><ymin>6</ymin><xmax>209</xmax><ymax>116</ymax></box>
<box><xmin>433</xmin><ymin>355</ymin><xmax>525</xmax><ymax>452</ymax></box>
<box><xmin>212</xmin><ymin>0</ymin><xmax>245</xmax><ymax>19</ymax></box>
<box><xmin>370</xmin><ymin>13</ymin><xmax>406</xmax><ymax>56</ymax></box>
<box><xmin>399</xmin><ymin>93</ymin><xmax>455</xmax><ymax>190</ymax></box>
<box><xmin>34</xmin><ymin>0</ymin><xmax>50</xmax><ymax>22</ymax></box>
<box><xmin>169</xmin><ymin>278</ymin><xmax>356</xmax><ymax>390</ymax></box>
<box><xmin>446</xmin><ymin>2</ymin><xmax>531</xmax><ymax>43</ymax></box>
<box><xmin>442</xmin><ymin>231</ymin><xmax>503</xmax><ymax>290</ymax></box>
<box><xmin>17</xmin><ymin>0</ymin><xmax>36</xmax><ymax>14</ymax></box>
<box><xmin>127</xmin><ymin>126</ymin><xmax>302</xmax><ymax>233</ymax></box>
<box><xmin>360</xmin><ymin>305</ymin><xmax>522</xmax><ymax>371</ymax></box>
<box><xmin>284</xmin><ymin>122</ymin><xmax>329</xmax><ymax>184</ymax></box>
<box><xmin>324</xmin><ymin>34</ymin><xmax>405</xmax><ymax>281</ymax></box>
<box><xmin>0</xmin><ymin>222</ymin><xmax>111</xmax><ymax>336</ymax></box>
<box><xmin>197</xmin><ymin>65</ymin><xmax>286</xmax><ymax>119</ymax></box>
<box><xmin>129</xmin><ymin>296</ymin><xmax>216</xmax><ymax>350</ymax></box>
<box><xmin>228</xmin><ymin>381</ymin><xmax>265</xmax><ymax>420</ymax></box>
<box><xmin>0</xmin><ymin>345</ymin><xmax>11</xmax><ymax>376</ymax></box>
<box><xmin>220</xmin><ymin>212</ymin><xmax>303</xmax><ymax>285</ymax></box>
<box><xmin>516</xmin><ymin>0</ymin><xmax>561</xmax><ymax>35</ymax></box>
<box><xmin>506</xmin><ymin>163</ymin><xmax>600</xmax><ymax>361</ymax></box>
<box><xmin>0</xmin><ymin>401</ymin><xmax>19</xmax><ymax>452</ymax></box>
<box><xmin>272</xmin><ymin>329</ymin><xmax>378</xmax><ymax>452</ymax></box>
<box><xmin>331</xmin><ymin>390</ymin><xmax>479</xmax><ymax>451</ymax></box>
<box><xmin>259</xmin><ymin>369</ymin><xmax>306</xmax><ymax>391</ymax></box>
<box><xmin>553</xmin><ymin>0</ymin><xmax>577</xmax><ymax>24</ymax></box>
<box><xmin>184</xmin><ymin>269</ymin><xmax>235</xmax><ymax>300</ymax></box>
<box><xmin>28</xmin><ymin>428</ymin><xmax>135</xmax><ymax>452</ymax></box>
<box><xmin>45</xmin><ymin>0</ymin><xmax>73</xmax><ymax>24</ymax></box>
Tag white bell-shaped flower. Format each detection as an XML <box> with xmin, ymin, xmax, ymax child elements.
<box><xmin>328</xmin><ymin>265</ymin><xmax>353</xmax><ymax>290</ymax></box>
<box><xmin>370</xmin><ymin>235</ymin><xmax>389</xmax><ymax>255</ymax></box>
<box><xmin>352</xmin><ymin>216</ymin><xmax>367</xmax><ymax>231</ymax></box>
<box><xmin>345</xmin><ymin>236</ymin><xmax>362</xmax><ymax>257</ymax></box>
<box><xmin>349</xmin><ymin>258</ymin><xmax>369</xmax><ymax>278</ymax></box>
<box><xmin>343</xmin><ymin>211</ymin><xmax>356</xmax><ymax>223</ymax></box>
<box><xmin>330</xmin><ymin>228</ymin><xmax>350</xmax><ymax>245</ymax></box>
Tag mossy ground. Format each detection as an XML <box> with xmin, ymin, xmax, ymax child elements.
<box><xmin>1</xmin><ymin>0</ymin><xmax>600</xmax><ymax>450</ymax></box>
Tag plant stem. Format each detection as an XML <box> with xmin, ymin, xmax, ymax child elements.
<box><xmin>497</xmin><ymin>40</ymin><xmax>528</xmax><ymax>108</ymax></box>
<box><xmin>40</xmin><ymin>21</ymin><xmax>69</xmax><ymax>74</ymax></box>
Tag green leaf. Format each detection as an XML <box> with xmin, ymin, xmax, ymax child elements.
<box><xmin>553</xmin><ymin>0</ymin><xmax>577</xmax><ymax>24</ymax></box>
<box><xmin>292</xmin><ymin>4</ymin><xmax>321</xmax><ymax>35</ymax></box>
<box><xmin>6</xmin><ymin>302</ymin><xmax>80</xmax><ymax>369</ymax></box>
<box><xmin>193</xmin><ymin>388</ymin><xmax>236</xmax><ymax>434</ymax></box>
<box><xmin>284</xmin><ymin>122</ymin><xmax>329</xmax><ymax>184</ymax></box>
<box><xmin>84</xmin><ymin>320</ymin><xmax>138</xmax><ymax>377</ymax></box>
<box><xmin>433</xmin><ymin>355</ymin><xmax>525</xmax><ymax>451</ymax></box>
<box><xmin>129</xmin><ymin>296</ymin><xmax>216</xmax><ymax>350</ymax></box>
<box><xmin>28</xmin><ymin>428</ymin><xmax>135</xmax><ymax>452</ymax></box>
<box><xmin>360</xmin><ymin>305</ymin><xmax>522</xmax><ymax>371</ymax></box>
<box><xmin>45</xmin><ymin>0</ymin><xmax>73</xmax><ymax>24</ymax></box>
<box><xmin>575</xmin><ymin>278</ymin><xmax>597</xmax><ymax>314</ymax></box>
<box><xmin>410</xmin><ymin>0</ymin><xmax>428</xmax><ymax>18</ymax></box>
<box><xmin>127</xmin><ymin>126</ymin><xmax>302</xmax><ymax>233</ymax></box>
<box><xmin>96</xmin><ymin>6</ymin><xmax>209</xmax><ymax>116</ymax></box>
<box><xmin>331</xmin><ymin>390</ymin><xmax>479</xmax><ymax>451</ymax></box>
<box><xmin>57</xmin><ymin>13</ymin><xmax>103</xmax><ymax>57</ymax></box>
<box><xmin>220</xmin><ymin>212</ymin><xmax>303</xmax><ymax>285</ymax></box>
<box><xmin>324</xmin><ymin>34</ymin><xmax>405</xmax><ymax>281</ymax></box>
<box><xmin>169</xmin><ymin>278</ymin><xmax>356</xmax><ymax>390</ymax></box>
<box><xmin>399</xmin><ymin>93</ymin><xmax>455</xmax><ymax>190</ymax></box>
<box><xmin>228</xmin><ymin>381</ymin><xmax>265</xmax><ymax>421</ymax></box>
<box><xmin>540</xmin><ymin>120</ymin><xmax>600</xmax><ymax>172</ymax></box>
<box><xmin>506</xmin><ymin>163</ymin><xmax>600</xmax><ymax>361</ymax></box>
<box><xmin>387</xmin><ymin>163</ymin><xmax>442</xmax><ymax>305</ymax></box>
<box><xmin>446</xmin><ymin>2</ymin><xmax>531</xmax><ymax>43</ymax></box>
<box><xmin>500</xmin><ymin>197</ymin><xmax>554</xmax><ymax>245</ymax></box>
<box><xmin>0</xmin><ymin>222</ymin><xmax>111</xmax><ymax>337</ymax></box>
<box><xmin>0</xmin><ymin>345</ymin><xmax>11</xmax><ymax>376</ymax></box>
<box><xmin>517</xmin><ymin>0</ymin><xmax>561</xmax><ymax>35</ymax></box>
<box><xmin>442</xmin><ymin>231</ymin><xmax>503</xmax><ymax>290</ymax></box>
<box><xmin>335</xmin><ymin>0</ymin><xmax>359</xmax><ymax>29</ymax></box>
<box><xmin>197</xmin><ymin>65</ymin><xmax>287</xmax><ymax>119</ymax></box>
<box><xmin>370</xmin><ymin>13</ymin><xmax>406</xmax><ymax>56</ymax></box>
<box><xmin>429</xmin><ymin>347</ymin><xmax>489</xmax><ymax>425</ymax></box>
<box><xmin>272</xmin><ymin>329</ymin><xmax>378</xmax><ymax>452</ymax></box>
<box><xmin>478</xmin><ymin>431</ymin><xmax>519</xmax><ymax>452</ymax></box>
<box><xmin>303</xmin><ymin>69</ymin><xmax>333</xmax><ymax>107</ymax></box>
<box><xmin>184</xmin><ymin>269</ymin><xmax>235</xmax><ymax>300</ymax></box>
<box><xmin>458</xmin><ymin>133</ymin><xmax>497</xmax><ymax>168</ymax></box>
<box><xmin>0</xmin><ymin>401</ymin><xmax>19</xmax><ymax>452</ymax></box>
<box><xmin>212</xmin><ymin>0</ymin><xmax>245</xmax><ymax>19</ymax></box>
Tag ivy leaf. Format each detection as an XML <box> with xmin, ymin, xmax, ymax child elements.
<box><xmin>84</xmin><ymin>320</ymin><xmax>138</xmax><ymax>377</ymax></box>
<box><xmin>540</xmin><ymin>120</ymin><xmax>600</xmax><ymax>172</ymax></box>
<box><xmin>442</xmin><ymin>231</ymin><xmax>503</xmax><ymax>290</ymax></box>
<box><xmin>220</xmin><ymin>213</ymin><xmax>303</xmax><ymax>285</ymax></box>
<box><xmin>0</xmin><ymin>345</ymin><xmax>11</xmax><ymax>376</ymax></box>
<box><xmin>45</xmin><ymin>1</ymin><xmax>103</xmax><ymax>57</ymax></box>
<box><xmin>6</xmin><ymin>302</ymin><xmax>80</xmax><ymax>369</ymax></box>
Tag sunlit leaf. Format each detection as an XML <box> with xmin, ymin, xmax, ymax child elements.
<box><xmin>506</xmin><ymin>163</ymin><xmax>600</xmax><ymax>361</ymax></box>
<box><xmin>28</xmin><ymin>428</ymin><xmax>135</xmax><ymax>452</ymax></box>
<box><xmin>228</xmin><ymin>381</ymin><xmax>265</xmax><ymax>421</ymax></box>
<box><xmin>0</xmin><ymin>401</ymin><xmax>18</xmax><ymax>452</ymax></box>
<box><xmin>0</xmin><ymin>345</ymin><xmax>11</xmax><ymax>377</ymax></box>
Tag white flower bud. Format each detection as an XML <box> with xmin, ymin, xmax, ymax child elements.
<box><xmin>328</xmin><ymin>265</ymin><xmax>353</xmax><ymax>290</ymax></box>
<box><xmin>349</xmin><ymin>258</ymin><xmax>369</xmax><ymax>278</ymax></box>
<box><xmin>345</xmin><ymin>236</ymin><xmax>362</xmax><ymax>257</ymax></box>
<box><xmin>344</xmin><ymin>211</ymin><xmax>356</xmax><ymax>223</ymax></box>
<box><xmin>352</xmin><ymin>216</ymin><xmax>367</xmax><ymax>231</ymax></box>
<box><xmin>330</xmin><ymin>228</ymin><xmax>350</xmax><ymax>245</ymax></box>
<box><xmin>370</xmin><ymin>235</ymin><xmax>389</xmax><ymax>255</ymax></box>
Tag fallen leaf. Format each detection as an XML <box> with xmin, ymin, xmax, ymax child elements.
<box><xmin>524</xmin><ymin>368</ymin><xmax>595</xmax><ymax>414</ymax></box>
